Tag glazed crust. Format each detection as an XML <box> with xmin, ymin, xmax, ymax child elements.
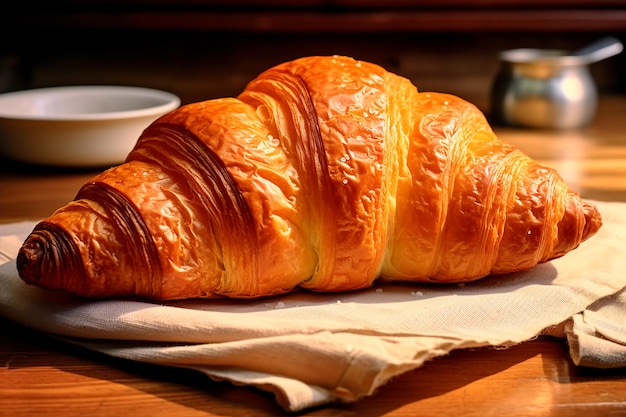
<box><xmin>17</xmin><ymin>55</ymin><xmax>602</xmax><ymax>299</ymax></box>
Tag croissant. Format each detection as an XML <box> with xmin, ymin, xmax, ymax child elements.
<box><xmin>16</xmin><ymin>55</ymin><xmax>602</xmax><ymax>300</ymax></box>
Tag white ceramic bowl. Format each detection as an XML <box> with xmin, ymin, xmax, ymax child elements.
<box><xmin>0</xmin><ymin>86</ymin><xmax>180</xmax><ymax>167</ymax></box>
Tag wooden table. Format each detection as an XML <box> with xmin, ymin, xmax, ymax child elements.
<box><xmin>1</xmin><ymin>96</ymin><xmax>625</xmax><ymax>416</ymax></box>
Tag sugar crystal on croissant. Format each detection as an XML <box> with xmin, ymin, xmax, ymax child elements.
<box><xmin>17</xmin><ymin>55</ymin><xmax>602</xmax><ymax>300</ymax></box>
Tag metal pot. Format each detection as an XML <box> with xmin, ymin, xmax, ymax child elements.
<box><xmin>491</xmin><ymin>48</ymin><xmax>597</xmax><ymax>129</ymax></box>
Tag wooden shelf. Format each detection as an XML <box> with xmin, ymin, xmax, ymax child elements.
<box><xmin>2</xmin><ymin>1</ymin><xmax>624</xmax><ymax>108</ymax></box>
<box><xmin>5</xmin><ymin>1</ymin><xmax>626</xmax><ymax>33</ymax></box>
<box><xmin>7</xmin><ymin>10</ymin><xmax>625</xmax><ymax>33</ymax></box>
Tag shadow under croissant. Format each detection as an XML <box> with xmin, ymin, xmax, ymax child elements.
<box><xmin>166</xmin><ymin>263</ymin><xmax>559</xmax><ymax>312</ymax></box>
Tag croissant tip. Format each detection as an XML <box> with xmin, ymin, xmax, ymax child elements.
<box><xmin>16</xmin><ymin>239</ymin><xmax>45</xmax><ymax>284</ymax></box>
<box><xmin>581</xmin><ymin>201</ymin><xmax>602</xmax><ymax>242</ymax></box>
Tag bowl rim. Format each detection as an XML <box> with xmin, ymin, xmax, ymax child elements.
<box><xmin>0</xmin><ymin>85</ymin><xmax>181</xmax><ymax>121</ymax></box>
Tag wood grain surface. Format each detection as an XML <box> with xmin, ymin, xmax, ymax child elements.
<box><xmin>1</xmin><ymin>96</ymin><xmax>625</xmax><ymax>416</ymax></box>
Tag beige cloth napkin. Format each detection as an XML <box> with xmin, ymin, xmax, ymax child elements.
<box><xmin>1</xmin><ymin>200</ymin><xmax>625</xmax><ymax>412</ymax></box>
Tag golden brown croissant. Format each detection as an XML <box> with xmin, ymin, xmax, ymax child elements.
<box><xmin>16</xmin><ymin>55</ymin><xmax>602</xmax><ymax>300</ymax></box>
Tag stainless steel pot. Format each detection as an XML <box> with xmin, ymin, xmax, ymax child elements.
<box><xmin>491</xmin><ymin>48</ymin><xmax>598</xmax><ymax>129</ymax></box>
<box><xmin>491</xmin><ymin>37</ymin><xmax>623</xmax><ymax>129</ymax></box>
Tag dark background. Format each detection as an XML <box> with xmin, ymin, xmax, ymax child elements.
<box><xmin>2</xmin><ymin>0</ymin><xmax>625</xmax><ymax>115</ymax></box>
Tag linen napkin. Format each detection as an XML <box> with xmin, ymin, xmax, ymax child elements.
<box><xmin>1</xmin><ymin>200</ymin><xmax>625</xmax><ymax>412</ymax></box>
